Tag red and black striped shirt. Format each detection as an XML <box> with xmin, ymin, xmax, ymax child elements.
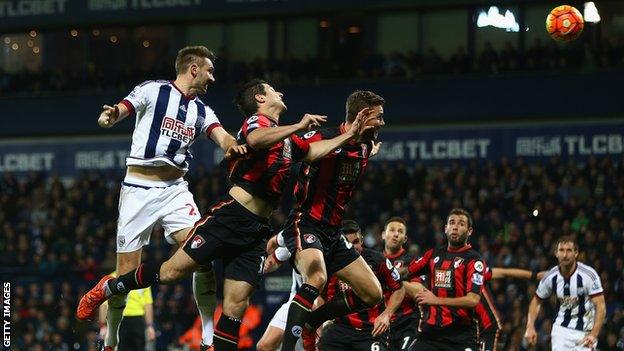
<box><xmin>224</xmin><ymin>114</ymin><xmax>311</xmax><ymax>208</ymax></box>
<box><xmin>384</xmin><ymin>248</ymin><xmax>421</xmax><ymax>327</ymax></box>
<box><xmin>293</xmin><ymin>125</ymin><xmax>372</xmax><ymax>227</ymax></box>
<box><xmin>475</xmin><ymin>267</ymin><xmax>502</xmax><ymax>332</ymax></box>
<box><xmin>407</xmin><ymin>244</ymin><xmax>485</xmax><ymax>331</ymax></box>
<box><xmin>324</xmin><ymin>248</ymin><xmax>402</xmax><ymax>330</ymax></box>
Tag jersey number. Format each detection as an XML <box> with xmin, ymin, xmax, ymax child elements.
<box><xmin>185</xmin><ymin>203</ymin><xmax>197</xmax><ymax>216</ymax></box>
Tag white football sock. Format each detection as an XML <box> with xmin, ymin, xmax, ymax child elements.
<box><xmin>105</xmin><ymin>293</ymin><xmax>127</xmax><ymax>347</ymax></box>
<box><xmin>193</xmin><ymin>267</ymin><xmax>217</xmax><ymax>346</ymax></box>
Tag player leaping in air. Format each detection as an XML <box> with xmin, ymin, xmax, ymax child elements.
<box><xmin>86</xmin><ymin>46</ymin><xmax>245</xmax><ymax>351</ymax></box>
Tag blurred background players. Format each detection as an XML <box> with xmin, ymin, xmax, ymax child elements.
<box><xmin>406</xmin><ymin>209</ymin><xmax>485</xmax><ymax>351</ymax></box>
<box><xmin>381</xmin><ymin>217</ymin><xmax>422</xmax><ymax>351</ymax></box>
<box><xmin>99</xmin><ymin>272</ymin><xmax>156</xmax><ymax>351</ymax></box>
<box><xmin>90</xmin><ymin>45</ymin><xmax>245</xmax><ymax>351</ymax></box>
<box><xmin>525</xmin><ymin>236</ymin><xmax>606</xmax><ymax>350</ymax></box>
<box><xmin>317</xmin><ymin>220</ymin><xmax>405</xmax><ymax>351</ymax></box>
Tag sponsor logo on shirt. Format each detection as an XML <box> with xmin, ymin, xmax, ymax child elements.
<box><xmin>435</xmin><ymin>269</ymin><xmax>453</xmax><ymax>288</ymax></box>
<box><xmin>161</xmin><ymin>116</ymin><xmax>195</xmax><ymax>143</ymax></box>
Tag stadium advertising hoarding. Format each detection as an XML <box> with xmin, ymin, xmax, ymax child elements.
<box><xmin>0</xmin><ymin>120</ymin><xmax>622</xmax><ymax>176</ymax></box>
<box><xmin>0</xmin><ymin>0</ymin><xmax>541</xmax><ymax>30</ymax></box>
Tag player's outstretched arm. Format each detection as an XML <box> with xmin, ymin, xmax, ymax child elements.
<box><xmin>491</xmin><ymin>267</ymin><xmax>539</xmax><ymax>280</ymax></box>
<box><xmin>524</xmin><ymin>296</ymin><xmax>542</xmax><ymax>346</ymax></box>
<box><xmin>246</xmin><ymin>113</ymin><xmax>327</xmax><ymax>150</ymax></box>
<box><xmin>303</xmin><ymin>108</ymin><xmax>376</xmax><ymax>163</ymax></box>
<box><xmin>416</xmin><ymin>290</ymin><xmax>480</xmax><ymax>308</ymax></box>
<box><xmin>98</xmin><ymin>104</ymin><xmax>130</xmax><ymax>128</ymax></box>
<box><xmin>209</xmin><ymin>126</ymin><xmax>238</xmax><ymax>151</ymax></box>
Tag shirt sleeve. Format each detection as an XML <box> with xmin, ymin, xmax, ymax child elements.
<box><xmin>466</xmin><ymin>259</ymin><xmax>486</xmax><ymax>294</ymax></box>
<box><xmin>290</xmin><ymin>130</ymin><xmax>325</xmax><ymax>161</ymax></box>
<box><xmin>535</xmin><ymin>274</ymin><xmax>553</xmax><ymax>299</ymax></box>
<box><xmin>587</xmin><ymin>268</ymin><xmax>604</xmax><ymax>297</ymax></box>
<box><xmin>120</xmin><ymin>82</ymin><xmax>149</xmax><ymax>116</ymax></box>
<box><xmin>240</xmin><ymin>114</ymin><xmax>272</xmax><ymax>141</ymax></box>
<box><xmin>200</xmin><ymin>104</ymin><xmax>223</xmax><ymax>138</ymax></box>
<box><xmin>484</xmin><ymin>267</ymin><xmax>493</xmax><ymax>282</ymax></box>
<box><xmin>375</xmin><ymin>258</ymin><xmax>402</xmax><ymax>292</ymax></box>
<box><xmin>407</xmin><ymin>249</ymin><xmax>433</xmax><ymax>278</ymax></box>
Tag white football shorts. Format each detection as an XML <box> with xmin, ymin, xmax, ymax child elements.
<box><xmin>116</xmin><ymin>179</ymin><xmax>200</xmax><ymax>253</ymax></box>
<box><xmin>551</xmin><ymin>324</ymin><xmax>596</xmax><ymax>351</ymax></box>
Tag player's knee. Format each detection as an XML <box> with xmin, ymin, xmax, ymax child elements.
<box><xmin>304</xmin><ymin>258</ymin><xmax>327</xmax><ymax>289</ymax></box>
<box><xmin>306</xmin><ymin>270</ymin><xmax>327</xmax><ymax>290</ymax></box>
<box><xmin>223</xmin><ymin>298</ymin><xmax>249</xmax><ymax>319</ymax></box>
<box><xmin>159</xmin><ymin>263</ymin><xmax>184</xmax><ymax>284</ymax></box>
<box><xmin>256</xmin><ymin>338</ymin><xmax>275</xmax><ymax>351</ymax></box>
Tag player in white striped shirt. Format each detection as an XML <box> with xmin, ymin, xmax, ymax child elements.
<box><xmin>92</xmin><ymin>46</ymin><xmax>244</xmax><ymax>351</ymax></box>
<box><xmin>524</xmin><ymin>236</ymin><xmax>606</xmax><ymax>350</ymax></box>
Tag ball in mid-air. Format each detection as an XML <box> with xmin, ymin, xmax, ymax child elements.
<box><xmin>546</xmin><ymin>5</ymin><xmax>584</xmax><ymax>42</ymax></box>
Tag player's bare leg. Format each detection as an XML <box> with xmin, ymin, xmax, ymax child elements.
<box><xmin>77</xmin><ymin>246</ymin><xmax>200</xmax><ymax>321</ymax></box>
<box><xmin>333</xmin><ymin>256</ymin><xmax>383</xmax><ymax>306</ymax></box>
<box><xmin>213</xmin><ymin>279</ymin><xmax>255</xmax><ymax>351</ymax></box>
<box><xmin>104</xmin><ymin>248</ymin><xmax>142</xmax><ymax>349</ymax></box>
<box><xmin>257</xmin><ymin>325</ymin><xmax>285</xmax><ymax>351</ymax></box>
<box><xmin>301</xmin><ymin>256</ymin><xmax>383</xmax><ymax>348</ymax></box>
<box><xmin>172</xmin><ymin>228</ymin><xmax>217</xmax><ymax>349</ymax></box>
<box><xmin>281</xmin><ymin>248</ymin><xmax>327</xmax><ymax>350</ymax></box>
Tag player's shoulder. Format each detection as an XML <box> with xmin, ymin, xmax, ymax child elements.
<box><xmin>577</xmin><ymin>262</ymin><xmax>599</xmax><ymax>280</ymax></box>
<box><xmin>542</xmin><ymin>266</ymin><xmax>560</xmax><ymax>281</ymax></box>
<box><xmin>136</xmin><ymin>79</ymin><xmax>170</xmax><ymax>89</ymax></box>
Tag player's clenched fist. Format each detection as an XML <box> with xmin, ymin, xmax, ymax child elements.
<box><xmin>97</xmin><ymin>104</ymin><xmax>119</xmax><ymax>128</ymax></box>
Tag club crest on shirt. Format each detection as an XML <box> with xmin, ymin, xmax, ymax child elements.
<box><xmin>190</xmin><ymin>235</ymin><xmax>205</xmax><ymax>249</ymax></box>
<box><xmin>393</xmin><ymin>260</ymin><xmax>404</xmax><ymax>268</ymax></box>
<box><xmin>303</xmin><ymin>233</ymin><xmax>316</xmax><ymax>244</ymax></box>
<box><xmin>453</xmin><ymin>257</ymin><xmax>464</xmax><ymax>269</ymax></box>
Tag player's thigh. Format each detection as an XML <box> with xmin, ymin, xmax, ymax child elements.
<box><xmin>222</xmin><ymin>278</ymin><xmax>255</xmax><ymax>318</ymax></box>
<box><xmin>116</xmin><ymin>248</ymin><xmax>143</xmax><ymax>274</ymax></box>
<box><xmin>334</xmin><ymin>256</ymin><xmax>382</xmax><ymax>305</ymax></box>
<box><xmin>257</xmin><ymin>325</ymin><xmax>285</xmax><ymax>351</ymax></box>
<box><xmin>116</xmin><ymin>185</ymin><xmax>159</xmax><ymax>253</ymax></box>
<box><xmin>159</xmin><ymin>182</ymin><xmax>201</xmax><ymax>244</ymax></box>
<box><xmin>159</xmin><ymin>246</ymin><xmax>201</xmax><ymax>283</ymax></box>
<box><xmin>294</xmin><ymin>248</ymin><xmax>327</xmax><ymax>289</ymax></box>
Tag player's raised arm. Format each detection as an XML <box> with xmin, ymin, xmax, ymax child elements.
<box><xmin>303</xmin><ymin>108</ymin><xmax>376</xmax><ymax>163</ymax></box>
<box><xmin>491</xmin><ymin>267</ymin><xmax>542</xmax><ymax>280</ymax></box>
<box><xmin>246</xmin><ymin>113</ymin><xmax>327</xmax><ymax>150</ymax></box>
<box><xmin>98</xmin><ymin>103</ymin><xmax>130</xmax><ymax>128</ymax></box>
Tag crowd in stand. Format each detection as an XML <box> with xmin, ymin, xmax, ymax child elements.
<box><xmin>2</xmin><ymin>155</ymin><xmax>624</xmax><ymax>350</ymax></box>
<box><xmin>2</xmin><ymin>37</ymin><xmax>624</xmax><ymax>96</ymax></box>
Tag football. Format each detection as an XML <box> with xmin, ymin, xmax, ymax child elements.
<box><xmin>546</xmin><ymin>5</ymin><xmax>584</xmax><ymax>42</ymax></box>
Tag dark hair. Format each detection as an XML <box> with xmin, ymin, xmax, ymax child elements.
<box><xmin>384</xmin><ymin>216</ymin><xmax>407</xmax><ymax>230</ymax></box>
<box><xmin>175</xmin><ymin>46</ymin><xmax>216</xmax><ymax>75</ymax></box>
<box><xmin>345</xmin><ymin>90</ymin><xmax>385</xmax><ymax>123</ymax></box>
<box><xmin>234</xmin><ymin>78</ymin><xmax>268</xmax><ymax>117</ymax></box>
<box><xmin>446</xmin><ymin>208</ymin><xmax>473</xmax><ymax>228</ymax></box>
<box><xmin>340</xmin><ymin>220</ymin><xmax>361</xmax><ymax>235</ymax></box>
<box><xmin>555</xmin><ymin>236</ymin><xmax>578</xmax><ymax>251</ymax></box>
